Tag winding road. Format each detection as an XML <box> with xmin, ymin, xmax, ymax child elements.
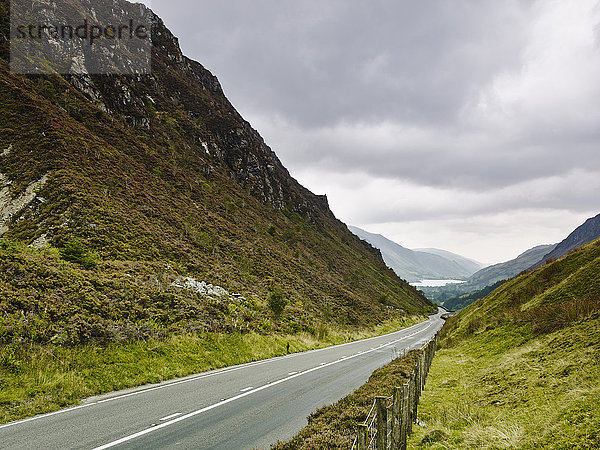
<box><xmin>0</xmin><ymin>309</ymin><xmax>445</xmax><ymax>449</ymax></box>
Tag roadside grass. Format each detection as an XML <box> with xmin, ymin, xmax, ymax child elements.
<box><xmin>274</xmin><ymin>350</ymin><xmax>422</xmax><ymax>449</ymax></box>
<box><xmin>407</xmin><ymin>315</ymin><xmax>600</xmax><ymax>449</ymax></box>
<box><xmin>0</xmin><ymin>315</ymin><xmax>424</xmax><ymax>424</ymax></box>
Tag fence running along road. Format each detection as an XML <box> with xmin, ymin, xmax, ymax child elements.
<box><xmin>353</xmin><ymin>333</ymin><xmax>438</xmax><ymax>450</ymax></box>
<box><xmin>0</xmin><ymin>309</ymin><xmax>446</xmax><ymax>449</ymax></box>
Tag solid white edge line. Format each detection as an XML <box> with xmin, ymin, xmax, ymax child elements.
<box><xmin>92</xmin><ymin>322</ymin><xmax>437</xmax><ymax>449</ymax></box>
<box><xmin>0</xmin><ymin>314</ymin><xmax>441</xmax><ymax>431</ymax></box>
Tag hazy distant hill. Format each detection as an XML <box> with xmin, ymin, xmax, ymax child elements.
<box><xmin>424</xmin><ymin>214</ymin><xmax>600</xmax><ymax>307</ymax></box>
<box><xmin>533</xmin><ymin>213</ymin><xmax>600</xmax><ymax>268</ymax></box>
<box><xmin>414</xmin><ymin>248</ymin><xmax>482</xmax><ymax>275</ymax></box>
<box><xmin>421</xmin><ymin>244</ymin><xmax>556</xmax><ymax>305</ymax></box>
<box><xmin>349</xmin><ymin>226</ymin><xmax>484</xmax><ymax>282</ymax></box>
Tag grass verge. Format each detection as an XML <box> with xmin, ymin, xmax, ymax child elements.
<box><xmin>407</xmin><ymin>315</ymin><xmax>600</xmax><ymax>449</ymax></box>
<box><xmin>0</xmin><ymin>315</ymin><xmax>424</xmax><ymax>424</ymax></box>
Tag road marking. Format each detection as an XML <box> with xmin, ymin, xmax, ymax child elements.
<box><xmin>240</xmin><ymin>386</ymin><xmax>254</xmax><ymax>392</ymax></box>
<box><xmin>288</xmin><ymin>371</ymin><xmax>298</xmax><ymax>375</ymax></box>
<box><xmin>0</xmin><ymin>316</ymin><xmax>441</xmax><ymax>432</ymax></box>
<box><xmin>159</xmin><ymin>413</ymin><xmax>182</xmax><ymax>421</ymax></box>
<box><xmin>92</xmin><ymin>322</ymin><xmax>437</xmax><ymax>449</ymax></box>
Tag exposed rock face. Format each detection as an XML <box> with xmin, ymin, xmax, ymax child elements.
<box><xmin>0</xmin><ymin>171</ymin><xmax>49</xmax><ymax>235</ymax></box>
<box><xmin>171</xmin><ymin>277</ymin><xmax>245</xmax><ymax>303</ymax></box>
<box><xmin>46</xmin><ymin>1</ymin><xmax>332</xmax><ymax>221</ymax></box>
<box><xmin>10</xmin><ymin>0</ymin><xmax>152</xmax><ymax>75</ymax></box>
<box><xmin>534</xmin><ymin>213</ymin><xmax>600</xmax><ymax>267</ymax></box>
<box><xmin>7</xmin><ymin>0</ymin><xmax>334</xmax><ymax>221</ymax></box>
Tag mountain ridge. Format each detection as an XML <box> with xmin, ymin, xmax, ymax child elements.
<box><xmin>0</xmin><ymin>0</ymin><xmax>433</xmax><ymax>350</ymax></box>
<box><xmin>413</xmin><ymin>248</ymin><xmax>483</xmax><ymax>271</ymax></box>
<box><xmin>533</xmin><ymin>213</ymin><xmax>600</xmax><ymax>268</ymax></box>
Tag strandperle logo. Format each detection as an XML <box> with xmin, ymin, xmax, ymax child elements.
<box><xmin>14</xmin><ymin>18</ymin><xmax>149</xmax><ymax>47</ymax></box>
<box><xmin>10</xmin><ymin>0</ymin><xmax>152</xmax><ymax>75</ymax></box>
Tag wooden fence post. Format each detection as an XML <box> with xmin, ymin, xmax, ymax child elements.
<box><xmin>356</xmin><ymin>336</ymin><xmax>441</xmax><ymax>450</ymax></box>
<box><xmin>416</xmin><ymin>354</ymin><xmax>421</xmax><ymax>398</ymax></box>
<box><xmin>420</xmin><ymin>351</ymin><xmax>426</xmax><ymax>391</ymax></box>
<box><xmin>357</xmin><ymin>424</ymin><xmax>368</xmax><ymax>450</ymax></box>
<box><xmin>376</xmin><ymin>396</ymin><xmax>387</xmax><ymax>450</ymax></box>
<box><xmin>391</xmin><ymin>386</ymin><xmax>402</xmax><ymax>448</ymax></box>
<box><xmin>411</xmin><ymin>367</ymin><xmax>418</xmax><ymax>422</ymax></box>
<box><xmin>400</xmin><ymin>382</ymin><xmax>410</xmax><ymax>449</ymax></box>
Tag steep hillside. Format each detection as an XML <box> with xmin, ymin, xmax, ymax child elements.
<box><xmin>533</xmin><ymin>213</ymin><xmax>600</xmax><ymax>268</ymax></box>
<box><xmin>349</xmin><ymin>226</ymin><xmax>482</xmax><ymax>282</ymax></box>
<box><xmin>435</xmin><ymin>213</ymin><xmax>600</xmax><ymax>309</ymax></box>
<box><xmin>0</xmin><ymin>1</ymin><xmax>432</xmax><ymax>346</ymax></box>
<box><xmin>408</xmin><ymin>238</ymin><xmax>600</xmax><ymax>448</ymax></box>
<box><xmin>421</xmin><ymin>244</ymin><xmax>555</xmax><ymax>305</ymax></box>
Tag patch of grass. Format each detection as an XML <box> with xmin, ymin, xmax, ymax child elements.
<box><xmin>59</xmin><ymin>238</ymin><xmax>99</xmax><ymax>269</ymax></box>
<box><xmin>408</xmin><ymin>316</ymin><xmax>600</xmax><ymax>449</ymax></box>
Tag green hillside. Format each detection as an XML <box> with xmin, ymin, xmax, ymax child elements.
<box><xmin>408</xmin><ymin>238</ymin><xmax>600</xmax><ymax>448</ymax></box>
<box><xmin>0</xmin><ymin>0</ymin><xmax>431</xmax><ymax>343</ymax></box>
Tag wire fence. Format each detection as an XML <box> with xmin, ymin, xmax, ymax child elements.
<box><xmin>351</xmin><ymin>332</ymin><xmax>438</xmax><ymax>450</ymax></box>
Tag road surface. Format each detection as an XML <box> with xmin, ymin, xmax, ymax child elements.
<box><xmin>0</xmin><ymin>309</ymin><xmax>445</xmax><ymax>449</ymax></box>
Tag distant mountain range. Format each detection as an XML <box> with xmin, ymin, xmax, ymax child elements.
<box><xmin>426</xmin><ymin>212</ymin><xmax>600</xmax><ymax>308</ymax></box>
<box><xmin>435</xmin><ymin>244</ymin><xmax>556</xmax><ymax>308</ymax></box>
<box><xmin>348</xmin><ymin>226</ymin><xmax>484</xmax><ymax>283</ymax></box>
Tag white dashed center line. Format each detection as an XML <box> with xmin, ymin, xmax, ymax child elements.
<box><xmin>159</xmin><ymin>413</ymin><xmax>182</xmax><ymax>421</ymax></box>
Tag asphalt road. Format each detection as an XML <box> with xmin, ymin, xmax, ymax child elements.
<box><xmin>0</xmin><ymin>309</ymin><xmax>445</xmax><ymax>449</ymax></box>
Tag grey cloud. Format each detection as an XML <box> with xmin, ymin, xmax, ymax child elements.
<box><xmin>149</xmin><ymin>0</ymin><xmax>600</xmax><ymax>192</ymax></box>
<box><xmin>257</xmin><ymin>117</ymin><xmax>600</xmax><ymax>191</ymax></box>
<box><xmin>153</xmin><ymin>0</ymin><xmax>532</xmax><ymax>127</ymax></box>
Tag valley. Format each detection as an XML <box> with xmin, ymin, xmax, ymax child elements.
<box><xmin>1</xmin><ymin>1</ymin><xmax>599</xmax><ymax>448</ymax></box>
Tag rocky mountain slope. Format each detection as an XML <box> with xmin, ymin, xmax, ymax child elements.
<box><xmin>533</xmin><ymin>213</ymin><xmax>600</xmax><ymax>268</ymax></box>
<box><xmin>0</xmin><ymin>0</ymin><xmax>433</xmax><ymax>348</ymax></box>
<box><xmin>349</xmin><ymin>226</ymin><xmax>483</xmax><ymax>283</ymax></box>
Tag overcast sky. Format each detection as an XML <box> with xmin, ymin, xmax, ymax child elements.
<box><xmin>147</xmin><ymin>0</ymin><xmax>600</xmax><ymax>264</ymax></box>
